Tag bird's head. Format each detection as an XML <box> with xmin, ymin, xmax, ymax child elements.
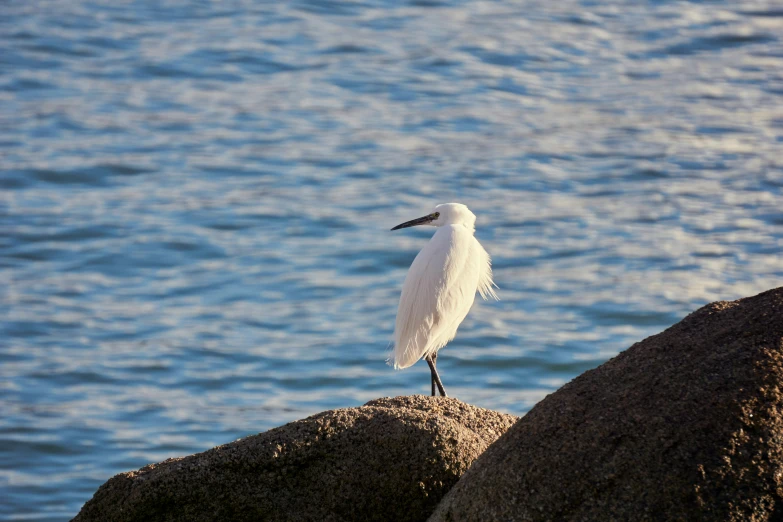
<box><xmin>391</xmin><ymin>202</ymin><xmax>476</xmax><ymax>231</ymax></box>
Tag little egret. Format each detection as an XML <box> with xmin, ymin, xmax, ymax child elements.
<box><xmin>390</xmin><ymin>203</ymin><xmax>498</xmax><ymax>397</ymax></box>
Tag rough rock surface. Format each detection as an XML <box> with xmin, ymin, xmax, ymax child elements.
<box><xmin>430</xmin><ymin>287</ymin><xmax>783</xmax><ymax>522</ymax></box>
<box><xmin>73</xmin><ymin>395</ymin><xmax>517</xmax><ymax>522</ymax></box>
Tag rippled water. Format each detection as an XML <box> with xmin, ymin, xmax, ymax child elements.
<box><xmin>2</xmin><ymin>0</ymin><xmax>782</xmax><ymax>519</ymax></box>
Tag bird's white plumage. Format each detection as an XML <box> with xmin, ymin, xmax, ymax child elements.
<box><xmin>391</xmin><ymin>203</ymin><xmax>498</xmax><ymax>370</ymax></box>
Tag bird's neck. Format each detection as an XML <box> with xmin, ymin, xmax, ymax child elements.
<box><xmin>438</xmin><ymin>223</ymin><xmax>475</xmax><ymax>234</ymax></box>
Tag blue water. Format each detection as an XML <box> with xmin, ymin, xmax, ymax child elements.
<box><xmin>2</xmin><ymin>0</ymin><xmax>782</xmax><ymax>519</ymax></box>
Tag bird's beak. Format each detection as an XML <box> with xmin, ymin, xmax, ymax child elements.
<box><xmin>391</xmin><ymin>213</ymin><xmax>439</xmax><ymax>231</ymax></box>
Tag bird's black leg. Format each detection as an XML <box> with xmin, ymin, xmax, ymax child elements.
<box><xmin>430</xmin><ymin>353</ymin><xmax>436</xmax><ymax>397</ymax></box>
<box><xmin>426</xmin><ymin>353</ymin><xmax>447</xmax><ymax>397</ymax></box>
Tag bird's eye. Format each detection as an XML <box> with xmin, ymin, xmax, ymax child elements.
<box><xmin>432</xmin><ymin>212</ymin><xmax>440</xmax><ymax>218</ymax></box>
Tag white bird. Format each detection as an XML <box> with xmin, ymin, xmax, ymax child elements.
<box><xmin>390</xmin><ymin>203</ymin><xmax>498</xmax><ymax>397</ymax></box>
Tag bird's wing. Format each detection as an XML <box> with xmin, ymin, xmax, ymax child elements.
<box><xmin>475</xmin><ymin>237</ymin><xmax>499</xmax><ymax>301</ymax></box>
<box><xmin>392</xmin><ymin>226</ymin><xmax>481</xmax><ymax>369</ymax></box>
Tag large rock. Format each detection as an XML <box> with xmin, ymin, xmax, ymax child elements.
<box><xmin>430</xmin><ymin>287</ymin><xmax>783</xmax><ymax>522</ymax></box>
<box><xmin>73</xmin><ymin>395</ymin><xmax>517</xmax><ymax>522</ymax></box>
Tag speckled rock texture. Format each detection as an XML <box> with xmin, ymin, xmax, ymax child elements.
<box><xmin>72</xmin><ymin>395</ymin><xmax>517</xmax><ymax>522</ymax></box>
<box><xmin>430</xmin><ymin>287</ymin><xmax>783</xmax><ymax>522</ymax></box>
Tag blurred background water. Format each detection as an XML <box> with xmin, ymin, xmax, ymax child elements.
<box><xmin>1</xmin><ymin>0</ymin><xmax>782</xmax><ymax>519</ymax></box>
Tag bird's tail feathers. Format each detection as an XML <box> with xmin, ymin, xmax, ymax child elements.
<box><xmin>391</xmin><ymin>340</ymin><xmax>421</xmax><ymax>369</ymax></box>
<box><xmin>391</xmin><ymin>328</ymin><xmax>432</xmax><ymax>369</ymax></box>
